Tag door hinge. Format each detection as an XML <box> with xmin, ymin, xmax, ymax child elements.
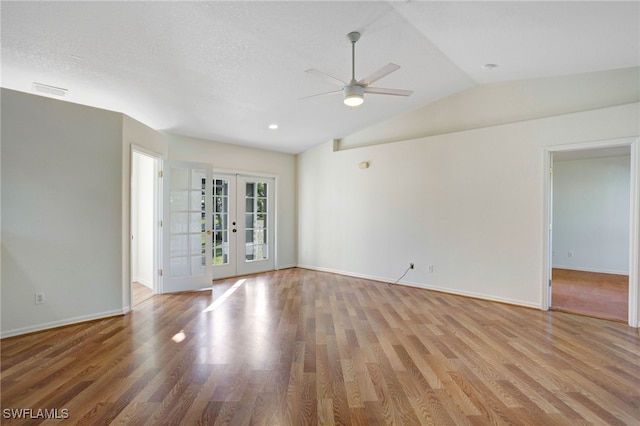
<box><xmin>158</xmin><ymin>269</ymin><xmax>163</xmax><ymax>276</ymax></box>
<box><xmin>159</xmin><ymin>170</ymin><xmax>163</xmax><ymax>178</ymax></box>
<box><xmin>549</xmin><ymin>166</ymin><xmax>553</xmax><ymax>175</ymax></box>
<box><xmin>159</xmin><ymin>220</ymin><xmax>163</xmax><ymax>227</ymax></box>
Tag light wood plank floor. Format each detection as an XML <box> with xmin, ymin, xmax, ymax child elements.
<box><xmin>2</xmin><ymin>268</ymin><xmax>639</xmax><ymax>425</ymax></box>
<box><xmin>132</xmin><ymin>281</ymin><xmax>153</xmax><ymax>306</ymax></box>
<box><xmin>552</xmin><ymin>268</ymin><xmax>628</xmax><ymax>322</ymax></box>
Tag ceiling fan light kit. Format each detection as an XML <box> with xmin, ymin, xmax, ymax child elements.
<box><xmin>303</xmin><ymin>31</ymin><xmax>413</xmax><ymax>107</ymax></box>
<box><xmin>344</xmin><ymin>84</ymin><xmax>364</xmax><ymax>106</ymax></box>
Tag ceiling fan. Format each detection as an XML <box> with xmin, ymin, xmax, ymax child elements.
<box><xmin>301</xmin><ymin>31</ymin><xmax>413</xmax><ymax>107</ymax></box>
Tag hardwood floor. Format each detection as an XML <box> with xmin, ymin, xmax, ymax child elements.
<box><xmin>2</xmin><ymin>268</ymin><xmax>639</xmax><ymax>425</ymax></box>
<box><xmin>551</xmin><ymin>268</ymin><xmax>628</xmax><ymax>322</ymax></box>
<box><xmin>132</xmin><ymin>281</ymin><xmax>153</xmax><ymax>306</ymax></box>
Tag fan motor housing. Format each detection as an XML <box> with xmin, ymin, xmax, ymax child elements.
<box><xmin>344</xmin><ymin>84</ymin><xmax>364</xmax><ymax>98</ymax></box>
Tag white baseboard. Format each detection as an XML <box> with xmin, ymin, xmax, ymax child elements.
<box><xmin>134</xmin><ymin>276</ymin><xmax>153</xmax><ymax>288</ymax></box>
<box><xmin>552</xmin><ymin>265</ymin><xmax>628</xmax><ymax>275</ymax></box>
<box><xmin>396</xmin><ymin>280</ymin><xmax>541</xmax><ymax>310</ymax></box>
<box><xmin>297</xmin><ymin>264</ymin><xmax>541</xmax><ymax>310</ymax></box>
<box><xmin>277</xmin><ymin>263</ymin><xmax>298</xmax><ymax>270</ymax></box>
<box><xmin>0</xmin><ymin>308</ymin><xmax>128</xmax><ymax>339</ymax></box>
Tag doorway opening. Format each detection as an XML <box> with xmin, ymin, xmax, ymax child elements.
<box><xmin>544</xmin><ymin>138</ymin><xmax>639</xmax><ymax>326</ymax></box>
<box><xmin>131</xmin><ymin>149</ymin><xmax>161</xmax><ymax>306</ymax></box>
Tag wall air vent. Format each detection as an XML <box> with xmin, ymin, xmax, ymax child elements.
<box><xmin>32</xmin><ymin>82</ymin><xmax>68</xmax><ymax>97</ymax></box>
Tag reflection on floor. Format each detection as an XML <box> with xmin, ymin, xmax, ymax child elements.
<box><xmin>551</xmin><ymin>268</ymin><xmax>628</xmax><ymax>322</ymax></box>
<box><xmin>132</xmin><ymin>281</ymin><xmax>153</xmax><ymax>306</ymax></box>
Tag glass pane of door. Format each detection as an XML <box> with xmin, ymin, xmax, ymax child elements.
<box><xmin>213</xmin><ymin>178</ymin><xmax>229</xmax><ymax>266</ymax></box>
<box><xmin>244</xmin><ymin>181</ymin><xmax>269</xmax><ymax>262</ymax></box>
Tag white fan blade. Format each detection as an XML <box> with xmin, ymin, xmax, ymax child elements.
<box><xmin>364</xmin><ymin>87</ymin><xmax>413</xmax><ymax>96</ymax></box>
<box><xmin>298</xmin><ymin>89</ymin><xmax>343</xmax><ymax>100</ymax></box>
<box><xmin>358</xmin><ymin>63</ymin><xmax>400</xmax><ymax>87</ymax></box>
<box><xmin>305</xmin><ymin>69</ymin><xmax>346</xmax><ymax>87</ymax></box>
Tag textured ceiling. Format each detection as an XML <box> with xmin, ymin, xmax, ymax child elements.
<box><xmin>2</xmin><ymin>1</ymin><xmax>639</xmax><ymax>154</ymax></box>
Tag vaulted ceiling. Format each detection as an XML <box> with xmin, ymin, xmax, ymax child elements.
<box><xmin>2</xmin><ymin>1</ymin><xmax>638</xmax><ymax>154</ymax></box>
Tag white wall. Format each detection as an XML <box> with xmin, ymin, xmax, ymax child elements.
<box><xmin>132</xmin><ymin>152</ymin><xmax>155</xmax><ymax>287</ymax></box>
<box><xmin>553</xmin><ymin>156</ymin><xmax>630</xmax><ymax>274</ymax></box>
<box><xmin>1</xmin><ymin>89</ymin><xmax>124</xmax><ymax>337</ymax></box>
<box><xmin>340</xmin><ymin>67</ymin><xmax>640</xmax><ymax>149</ymax></box>
<box><xmin>166</xmin><ymin>133</ymin><xmax>297</xmax><ymax>268</ymax></box>
<box><xmin>298</xmin><ymin>103</ymin><xmax>639</xmax><ymax>310</ymax></box>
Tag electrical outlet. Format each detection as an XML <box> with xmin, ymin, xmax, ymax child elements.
<box><xmin>35</xmin><ymin>292</ymin><xmax>45</xmax><ymax>305</ymax></box>
<box><xmin>428</xmin><ymin>264</ymin><xmax>434</xmax><ymax>273</ymax></box>
<box><xmin>410</xmin><ymin>263</ymin><xmax>414</xmax><ymax>269</ymax></box>
<box><xmin>568</xmin><ymin>251</ymin><xmax>574</xmax><ymax>258</ymax></box>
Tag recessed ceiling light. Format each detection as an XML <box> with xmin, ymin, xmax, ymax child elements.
<box><xmin>481</xmin><ymin>63</ymin><xmax>499</xmax><ymax>71</ymax></box>
<box><xmin>268</xmin><ymin>124</ymin><xmax>278</xmax><ymax>130</ymax></box>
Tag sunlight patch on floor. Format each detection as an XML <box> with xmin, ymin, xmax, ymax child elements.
<box><xmin>171</xmin><ymin>330</ymin><xmax>186</xmax><ymax>343</ymax></box>
<box><xmin>203</xmin><ymin>279</ymin><xmax>246</xmax><ymax>313</ymax></box>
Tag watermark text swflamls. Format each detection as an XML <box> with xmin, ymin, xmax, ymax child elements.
<box><xmin>3</xmin><ymin>408</ymin><xmax>69</xmax><ymax>420</ymax></box>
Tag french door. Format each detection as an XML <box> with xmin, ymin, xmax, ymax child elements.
<box><xmin>211</xmin><ymin>174</ymin><xmax>275</xmax><ymax>279</ymax></box>
<box><xmin>162</xmin><ymin>161</ymin><xmax>213</xmax><ymax>293</ymax></box>
<box><xmin>162</xmin><ymin>165</ymin><xmax>275</xmax><ymax>291</ymax></box>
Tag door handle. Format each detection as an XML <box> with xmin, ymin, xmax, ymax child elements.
<box><xmin>204</xmin><ymin>230</ymin><xmax>211</xmax><ymax>235</ymax></box>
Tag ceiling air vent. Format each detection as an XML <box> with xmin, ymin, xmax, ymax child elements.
<box><xmin>32</xmin><ymin>82</ymin><xmax>68</xmax><ymax>97</ymax></box>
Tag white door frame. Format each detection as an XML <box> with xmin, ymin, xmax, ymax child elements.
<box><xmin>542</xmin><ymin>137</ymin><xmax>639</xmax><ymax>327</ymax></box>
<box><xmin>129</xmin><ymin>146</ymin><xmax>163</xmax><ymax>305</ymax></box>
